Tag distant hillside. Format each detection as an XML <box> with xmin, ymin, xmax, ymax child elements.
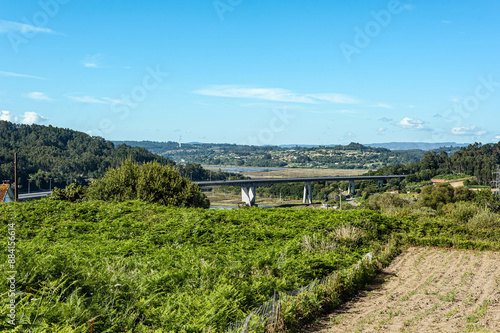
<box><xmin>115</xmin><ymin>140</ymin><xmax>426</xmax><ymax>169</ymax></box>
<box><xmin>378</xmin><ymin>142</ymin><xmax>500</xmax><ymax>186</ymax></box>
<box><xmin>366</xmin><ymin>142</ymin><xmax>469</xmax><ymax>151</ymax></box>
<box><xmin>0</xmin><ymin>121</ymin><xmax>174</xmax><ymax>192</ymax></box>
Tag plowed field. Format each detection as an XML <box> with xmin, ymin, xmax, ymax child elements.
<box><xmin>304</xmin><ymin>247</ymin><xmax>500</xmax><ymax>333</ymax></box>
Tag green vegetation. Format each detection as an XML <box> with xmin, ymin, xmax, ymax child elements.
<box><xmin>379</xmin><ymin>142</ymin><xmax>500</xmax><ymax>188</ymax></box>
<box><xmin>2</xmin><ymin>187</ymin><xmax>500</xmax><ymax>332</ymax></box>
<box><xmin>87</xmin><ymin>160</ymin><xmax>210</xmax><ymax>208</ymax></box>
<box><xmin>0</xmin><ymin>121</ymin><xmax>175</xmax><ymax>191</ymax></box>
<box><xmin>0</xmin><ymin>121</ymin><xmax>237</xmax><ymax>193</ymax></box>
<box><xmin>117</xmin><ymin>141</ymin><xmax>427</xmax><ymax>169</ymax></box>
<box><xmin>1</xmin><ymin>200</ymin><xmax>398</xmax><ymax>332</ymax></box>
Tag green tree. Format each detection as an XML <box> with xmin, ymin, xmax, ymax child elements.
<box><xmin>87</xmin><ymin>160</ymin><xmax>210</xmax><ymax>208</ymax></box>
<box><xmin>50</xmin><ymin>183</ymin><xmax>88</xmax><ymax>202</ymax></box>
<box><xmin>420</xmin><ymin>183</ymin><xmax>455</xmax><ymax>210</ymax></box>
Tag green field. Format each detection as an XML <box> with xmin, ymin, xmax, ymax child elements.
<box><xmin>1</xmin><ymin>197</ymin><xmax>499</xmax><ymax>332</ymax></box>
<box><xmin>0</xmin><ymin>200</ymin><xmax>399</xmax><ymax>332</ymax></box>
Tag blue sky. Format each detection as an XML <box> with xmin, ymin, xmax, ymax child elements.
<box><xmin>1</xmin><ymin>0</ymin><xmax>499</xmax><ymax>145</ymax></box>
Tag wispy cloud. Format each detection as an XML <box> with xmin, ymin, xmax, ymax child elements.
<box><xmin>0</xmin><ymin>71</ymin><xmax>44</xmax><ymax>79</ymax></box>
<box><xmin>378</xmin><ymin>117</ymin><xmax>393</xmax><ymax>122</ymax></box>
<box><xmin>0</xmin><ymin>110</ymin><xmax>48</xmax><ymax>124</ymax></box>
<box><xmin>194</xmin><ymin>85</ymin><xmax>359</xmax><ymax>104</ymax></box>
<box><xmin>302</xmin><ymin>109</ymin><xmax>357</xmax><ymax>115</ymax></box>
<box><xmin>395</xmin><ymin>117</ymin><xmax>429</xmax><ymax>131</ymax></box>
<box><xmin>451</xmin><ymin>125</ymin><xmax>486</xmax><ymax>136</ymax></box>
<box><xmin>26</xmin><ymin>92</ymin><xmax>53</xmax><ymax>101</ymax></box>
<box><xmin>67</xmin><ymin>95</ymin><xmax>109</xmax><ymax>104</ymax></box>
<box><xmin>66</xmin><ymin>94</ymin><xmax>129</xmax><ymax>106</ymax></box>
<box><xmin>82</xmin><ymin>54</ymin><xmax>103</xmax><ymax>68</ymax></box>
<box><xmin>441</xmin><ymin>20</ymin><xmax>451</xmax><ymax>24</ymax></box>
<box><xmin>0</xmin><ymin>19</ymin><xmax>55</xmax><ymax>35</ymax></box>
<box><xmin>372</xmin><ymin>103</ymin><xmax>393</xmax><ymax>109</ymax></box>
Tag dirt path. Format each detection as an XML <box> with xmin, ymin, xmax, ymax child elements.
<box><xmin>303</xmin><ymin>247</ymin><xmax>500</xmax><ymax>333</ymax></box>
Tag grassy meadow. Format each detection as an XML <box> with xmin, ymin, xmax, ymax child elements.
<box><xmin>1</xmin><ymin>195</ymin><xmax>499</xmax><ymax>332</ymax></box>
<box><xmin>0</xmin><ymin>200</ymin><xmax>397</xmax><ymax>332</ymax></box>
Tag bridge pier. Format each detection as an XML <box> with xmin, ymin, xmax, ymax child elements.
<box><xmin>377</xmin><ymin>179</ymin><xmax>384</xmax><ymax>188</ymax></box>
<box><xmin>303</xmin><ymin>182</ymin><xmax>312</xmax><ymax>204</ymax></box>
<box><xmin>241</xmin><ymin>186</ymin><xmax>256</xmax><ymax>206</ymax></box>
<box><xmin>348</xmin><ymin>180</ymin><xmax>355</xmax><ymax>195</ymax></box>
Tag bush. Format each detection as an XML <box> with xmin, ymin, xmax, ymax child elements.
<box><xmin>442</xmin><ymin>201</ymin><xmax>481</xmax><ymax>224</ymax></box>
<box><xmin>366</xmin><ymin>193</ymin><xmax>410</xmax><ymax>211</ymax></box>
<box><xmin>454</xmin><ymin>186</ymin><xmax>475</xmax><ymax>202</ymax></box>
<box><xmin>49</xmin><ymin>183</ymin><xmax>88</xmax><ymax>202</ymax></box>
<box><xmin>87</xmin><ymin>160</ymin><xmax>210</xmax><ymax>208</ymax></box>
<box><xmin>419</xmin><ymin>183</ymin><xmax>455</xmax><ymax>210</ymax></box>
<box><xmin>469</xmin><ymin>210</ymin><xmax>500</xmax><ymax>230</ymax></box>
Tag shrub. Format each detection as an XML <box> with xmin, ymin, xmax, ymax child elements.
<box><xmin>366</xmin><ymin>193</ymin><xmax>410</xmax><ymax>211</ymax></box>
<box><xmin>454</xmin><ymin>186</ymin><xmax>475</xmax><ymax>202</ymax></box>
<box><xmin>87</xmin><ymin>160</ymin><xmax>210</xmax><ymax>208</ymax></box>
<box><xmin>442</xmin><ymin>201</ymin><xmax>481</xmax><ymax>224</ymax></box>
<box><xmin>419</xmin><ymin>183</ymin><xmax>455</xmax><ymax>210</ymax></box>
<box><xmin>49</xmin><ymin>183</ymin><xmax>88</xmax><ymax>202</ymax></box>
<box><xmin>469</xmin><ymin>210</ymin><xmax>500</xmax><ymax>230</ymax></box>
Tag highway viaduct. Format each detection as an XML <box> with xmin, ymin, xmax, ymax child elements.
<box><xmin>195</xmin><ymin>175</ymin><xmax>407</xmax><ymax>206</ymax></box>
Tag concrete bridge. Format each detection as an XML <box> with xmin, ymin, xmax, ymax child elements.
<box><xmin>196</xmin><ymin>175</ymin><xmax>406</xmax><ymax>206</ymax></box>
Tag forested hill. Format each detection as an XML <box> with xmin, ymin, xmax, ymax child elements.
<box><xmin>378</xmin><ymin>142</ymin><xmax>500</xmax><ymax>185</ymax></box>
<box><xmin>115</xmin><ymin>140</ymin><xmax>426</xmax><ymax>169</ymax></box>
<box><xmin>0</xmin><ymin>121</ymin><xmax>175</xmax><ymax>192</ymax></box>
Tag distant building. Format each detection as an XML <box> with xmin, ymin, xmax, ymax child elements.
<box><xmin>0</xmin><ymin>183</ymin><xmax>15</xmax><ymax>203</ymax></box>
<box><xmin>431</xmin><ymin>179</ymin><xmax>446</xmax><ymax>184</ymax></box>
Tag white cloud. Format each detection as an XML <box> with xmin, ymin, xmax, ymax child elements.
<box><xmin>67</xmin><ymin>95</ymin><xmax>109</xmax><ymax>104</ymax></box>
<box><xmin>0</xmin><ymin>19</ymin><xmax>55</xmax><ymax>35</ymax></box>
<box><xmin>495</xmin><ymin>136</ymin><xmax>500</xmax><ymax>139</ymax></box>
<box><xmin>403</xmin><ymin>4</ymin><xmax>415</xmax><ymax>10</ymax></box>
<box><xmin>307</xmin><ymin>93</ymin><xmax>359</xmax><ymax>104</ymax></box>
<box><xmin>0</xmin><ymin>71</ymin><xmax>44</xmax><ymax>79</ymax></box>
<box><xmin>21</xmin><ymin>112</ymin><xmax>48</xmax><ymax>125</ymax></box>
<box><xmin>66</xmin><ymin>94</ymin><xmax>131</xmax><ymax>106</ymax></box>
<box><xmin>101</xmin><ymin>97</ymin><xmax>130</xmax><ymax>106</ymax></box>
<box><xmin>408</xmin><ymin>105</ymin><xmax>416</xmax><ymax>108</ymax></box>
<box><xmin>194</xmin><ymin>85</ymin><xmax>359</xmax><ymax>104</ymax></box>
<box><xmin>441</xmin><ymin>20</ymin><xmax>451</xmax><ymax>24</ymax></box>
<box><xmin>451</xmin><ymin>125</ymin><xmax>486</xmax><ymax>136</ymax></box>
<box><xmin>26</xmin><ymin>92</ymin><xmax>53</xmax><ymax>101</ymax></box>
<box><xmin>82</xmin><ymin>54</ymin><xmax>102</xmax><ymax>68</ymax></box>
<box><xmin>0</xmin><ymin>110</ymin><xmax>18</xmax><ymax>122</ymax></box>
<box><xmin>0</xmin><ymin>110</ymin><xmax>48</xmax><ymax>124</ymax></box>
<box><xmin>395</xmin><ymin>117</ymin><xmax>427</xmax><ymax>131</ymax></box>
<box><xmin>372</xmin><ymin>103</ymin><xmax>393</xmax><ymax>109</ymax></box>
<box><xmin>378</xmin><ymin>127</ymin><xmax>386</xmax><ymax>132</ymax></box>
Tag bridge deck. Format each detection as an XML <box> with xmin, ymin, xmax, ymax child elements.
<box><xmin>195</xmin><ymin>175</ymin><xmax>406</xmax><ymax>187</ymax></box>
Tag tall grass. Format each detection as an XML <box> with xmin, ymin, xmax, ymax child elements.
<box><xmin>0</xmin><ymin>200</ymin><xmax>392</xmax><ymax>332</ymax></box>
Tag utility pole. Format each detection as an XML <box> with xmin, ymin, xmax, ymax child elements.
<box><xmin>492</xmin><ymin>165</ymin><xmax>500</xmax><ymax>197</ymax></box>
<box><xmin>339</xmin><ymin>188</ymin><xmax>342</xmax><ymax>210</ymax></box>
<box><xmin>14</xmin><ymin>153</ymin><xmax>18</xmax><ymax>202</ymax></box>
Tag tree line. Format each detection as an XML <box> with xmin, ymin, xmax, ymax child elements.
<box><xmin>376</xmin><ymin>142</ymin><xmax>500</xmax><ymax>186</ymax></box>
<box><xmin>0</xmin><ymin>121</ymin><xmax>235</xmax><ymax>192</ymax></box>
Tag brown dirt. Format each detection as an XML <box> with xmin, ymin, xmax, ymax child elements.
<box><xmin>303</xmin><ymin>247</ymin><xmax>500</xmax><ymax>333</ymax></box>
<box><xmin>243</xmin><ymin>167</ymin><xmax>366</xmax><ymax>179</ymax></box>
